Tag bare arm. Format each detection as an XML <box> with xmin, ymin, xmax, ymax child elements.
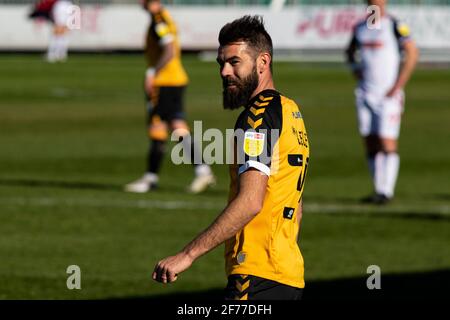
<box><xmin>155</xmin><ymin>41</ymin><xmax>175</xmax><ymax>73</ymax></box>
<box><xmin>152</xmin><ymin>169</ymin><xmax>268</xmax><ymax>283</ymax></box>
<box><xmin>145</xmin><ymin>41</ymin><xmax>175</xmax><ymax>96</ymax></box>
<box><xmin>386</xmin><ymin>40</ymin><xmax>419</xmax><ymax>97</ymax></box>
<box><xmin>182</xmin><ymin>169</ymin><xmax>267</xmax><ymax>260</ymax></box>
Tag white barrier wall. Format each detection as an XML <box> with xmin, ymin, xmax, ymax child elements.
<box><xmin>1</xmin><ymin>5</ymin><xmax>449</xmax><ymax>51</ymax></box>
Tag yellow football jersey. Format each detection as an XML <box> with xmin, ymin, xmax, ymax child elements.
<box><xmin>226</xmin><ymin>89</ymin><xmax>310</xmax><ymax>289</ymax></box>
<box><xmin>145</xmin><ymin>8</ymin><xmax>188</xmax><ymax>87</ymax></box>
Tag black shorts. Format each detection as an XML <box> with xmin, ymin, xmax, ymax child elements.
<box><xmin>224</xmin><ymin>274</ymin><xmax>303</xmax><ymax>300</ymax></box>
<box><xmin>147</xmin><ymin>86</ymin><xmax>186</xmax><ymax>123</ymax></box>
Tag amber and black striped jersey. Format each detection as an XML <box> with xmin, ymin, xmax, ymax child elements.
<box><xmin>226</xmin><ymin>89</ymin><xmax>310</xmax><ymax>289</ymax></box>
<box><xmin>145</xmin><ymin>8</ymin><xmax>188</xmax><ymax>87</ymax></box>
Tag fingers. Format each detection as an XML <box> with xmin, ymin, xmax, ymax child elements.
<box><xmin>152</xmin><ymin>253</ymin><xmax>193</xmax><ymax>284</ymax></box>
<box><xmin>153</xmin><ymin>261</ymin><xmax>178</xmax><ymax>284</ymax></box>
<box><xmin>153</xmin><ymin>262</ymin><xmax>167</xmax><ymax>283</ymax></box>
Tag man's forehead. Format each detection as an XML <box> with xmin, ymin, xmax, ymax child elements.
<box><xmin>218</xmin><ymin>42</ymin><xmax>250</xmax><ymax>58</ymax></box>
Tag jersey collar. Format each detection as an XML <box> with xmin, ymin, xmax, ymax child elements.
<box><xmin>246</xmin><ymin>89</ymin><xmax>280</xmax><ymax>108</ymax></box>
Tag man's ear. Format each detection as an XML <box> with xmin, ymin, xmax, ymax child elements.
<box><xmin>257</xmin><ymin>52</ymin><xmax>271</xmax><ymax>74</ymax></box>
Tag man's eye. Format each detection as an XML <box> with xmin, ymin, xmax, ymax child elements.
<box><xmin>230</xmin><ymin>60</ymin><xmax>239</xmax><ymax>65</ymax></box>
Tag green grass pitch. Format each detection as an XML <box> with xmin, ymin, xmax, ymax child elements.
<box><xmin>0</xmin><ymin>54</ymin><xmax>449</xmax><ymax>300</ymax></box>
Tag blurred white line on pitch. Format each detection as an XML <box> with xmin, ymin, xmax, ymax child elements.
<box><xmin>1</xmin><ymin>197</ymin><xmax>449</xmax><ymax>216</ymax></box>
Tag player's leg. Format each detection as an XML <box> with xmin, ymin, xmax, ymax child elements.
<box><xmin>124</xmin><ymin>122</ymin><xmax>168</xmax><ymax>193</ymax></box>
<box><xmin>46</xmin><ymin>26</ymin><xmax>59</xmax><ymax>63</ymax></box>
<box><xmin>54</xmin><ymin>25</ymin><xmax>70</xmax><ymax>62</ymax></box>
<box><xmin>224</xmin><ymin>275</ymin><xmax>303</xmax><ymax>300</ymax></box>
<box><xmin>171</xmin><ymin>119</ymin><xmax>215</xmax><ymax>193</ymax></box>
<box><xmin>379</xmin><ymin>138</ymin><xmax>399</xmax><ymax>200</ymax></box>
<box><xmin>48</xmin><ymin>1</ymin><xmax>71</xmax><ymax>62</ymax></box>
<box><xmin>147</xmin><ymin>116</ymin><xmax>169</xmax><ymax>180</ymax></box>
<box><xmin>377</xmin><ymin>92</ymin><xmax>403</xmax><ymax>201</ymax></box>
<box><xmin>167</xmin><ymin>86</ymin><xmax>215</xmax><ymax>194</ymax></box>
<box><xmin>171</xmin><ymin>120</ymin><xmax>197</xmax><ymax>165</ymax></box>
<box><xmin>362</xmin><ymin>134</ymin><xmax>388</xmax><ymax>203</ymax></box>
<box><xmin>125</xmin><ymin>87</ymin><xmax>168</xmax><ymax>193</ymax></box>
<box><xmin>356</xmin><ymin>92</ymin><xmax>385</xmax><ymax>201</ymax></box>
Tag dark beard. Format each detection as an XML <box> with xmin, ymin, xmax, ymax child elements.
<box><xmin>222</xmin><ymin>67</ymin><xmax>259</xmax><ymax>110</ymax></box>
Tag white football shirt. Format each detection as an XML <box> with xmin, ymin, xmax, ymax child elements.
<box><xmin>352</xmin><ymin>15</ymin><xmax>411</xmax><ymax>97</ymax></box>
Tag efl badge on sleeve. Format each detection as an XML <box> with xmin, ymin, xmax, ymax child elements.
<box><xmin>397</xmin><ymin>23</ymin><xmax>410</xmax><ymax>37</ymax></box>
<box><xmin>155</xmin><ymin>23</ymin><xmax>170</xmax><ymax>37</ymax></box>
<box><xmin>243</xmin><ymin>132</ymin><xmax>265</xmax><ymax>157</ymax></box>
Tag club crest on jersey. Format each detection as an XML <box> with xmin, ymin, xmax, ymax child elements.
<box><xmin>243</xmin><ymin>132</ymin><xmax>265</xmax><ymax>157</ymax></box>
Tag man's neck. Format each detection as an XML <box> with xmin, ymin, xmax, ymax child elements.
<box><xmin>250</xmin><ymin>77</ymin><xmax>275</xmax><ymax>100</ymax></box>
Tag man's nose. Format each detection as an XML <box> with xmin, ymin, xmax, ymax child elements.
<box><xmin>221</xmin><ymin>63</ymin><xmax>233</xmax><ymax>78</ymax></box>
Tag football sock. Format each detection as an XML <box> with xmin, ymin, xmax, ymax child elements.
<box><xmin>55</xmin><ymin>34</ymin><xmax>69</xmax><ymax>61</ymax></box>
<box><xmin>383</xmin><ymin>152</ymin><xmax>400</xmax><ymax>198</ymax></box>
<box><xmin>142</xmin><ymin>172</ymin><xmax>159</xmax><ymax>184</ymax></box>
<box><xmin>195</xmin><ymin>164</ymin><xmax>212</xmax><ymax>177</ymax></box>
<box><xmin>148</xmin><ymin>140</ymin><xmax>166</xmax><ymax>174</ymax></box>
<box><xmin>373</xmin><ymin>152</ymin><xmax>385</xmax><ymax>196</ymax></box>
<box><xmin>179</xmin><ymin>134</ymin><xmax>204</xmax><ymax>165</ymax></box>
<box><xmin>178</xmin><ymin>134</ymin><xmax>193</xmax><ymax>164</ymax></box>
<box><xmin>47</xmin><ymin>35</ymin><xmax>58</xmax><ymax>61</ymax></box>
<box><xmin>370</xmin><ymin>152</ymin><xmax>399</xmax><ymax>198</ymax></box>
<box><xmin>179</xmin><ymin>134</ymin><xmax>211</xmax><ymax>176</ymax></box>
<box><xmin>191</xmin><ymin>139</ymin><xmax>207</xmax><ymax>170</ymax></box>
<box><xmin>368</xmin><ymin>154</ymin><xmax>376</xmax><ymax>180</ymax></box>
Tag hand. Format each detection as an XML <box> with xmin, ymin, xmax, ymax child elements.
<box><xmin>386</xmin><ymin>85</ymin><xmax>401</xmax><ymax>98</ymax></box>
<box><xmin>152</xmin><ymin>251</ymin><xmax>193</xmax><ymax>284</ymax></box>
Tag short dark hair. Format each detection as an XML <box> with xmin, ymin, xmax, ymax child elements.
<box><xmin>218</xmin><ymin>15</ymin><xmax>273</xmax><ymax>71</ymax></box>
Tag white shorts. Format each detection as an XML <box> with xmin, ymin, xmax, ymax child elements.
<box><xmin>355</xmin><ymin>88</ymin><xmax>404</xmax><ymax>139</ymax></box>
<box><xmin>52</xmin><ymin>1</ymin><xmax>73</xmax><ymax>27</ymax></box>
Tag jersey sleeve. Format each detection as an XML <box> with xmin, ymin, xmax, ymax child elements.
<box><xmin>393</xmin><ymin>19</ymin><xmax>412</xmax><ymax>44</ymax></box>
<box><xmin>346</xmin><ymin>25</ymin><xmax>360</xmax><ymax>65</ymax></box>
<box><xmin>235</xmin><ymin>96</ymin><xmax>282</xmax><ymax>177</ymax></box>
<box><xmin>153</xmin><ymin>14</ymin><xmax>175</xmax><ymax>45</ymax></box>
<box><xmin>349</xmin><ymin>32</ymin><xmax>359</xmax><ymax>49</ymax></box>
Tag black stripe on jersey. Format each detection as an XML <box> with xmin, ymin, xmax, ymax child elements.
<box><xmin>234</xmin><ymin>90</ymin><xmax>283</xmax><ymax>172</ymax></box>
<box><xmin>150</xmin><ymin>11</ymin><xmax>168</xmax><ymax>41</ymax></box>
<box><xmin>283</xmin><ymin>207</ymin><xmax>295</xmax><ymax>220</ymax></box>
<box><xmin>288</xmin><ymin>154</ymin><xmax>303</xmax><ymax>167</ymax></box>
<box><xmin>392</xmin><ymin>17</ymin><xmax>410</xmax><ymax>52</ymax></box>
<box><xmin>245</xmin><ymin>93</ymin><xmax>275</xmax><ymax>129</ymax></box>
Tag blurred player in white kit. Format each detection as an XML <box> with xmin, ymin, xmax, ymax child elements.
<box><xmin>29</xmin><ymin>0</ymin><xmax>73</xmax><ymax>62</ymax></box>
<box><xmin>346</xmin><ymin>0</ymin><xmax>418</xmax><ymax>204</ymax></box>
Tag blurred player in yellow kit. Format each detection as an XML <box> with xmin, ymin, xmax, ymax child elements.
<box><xmin>125</xmin><ymin>0</ymin><xmax>215</xmax><ymax>194</ymax></box>
<box><xmin>152</xmin><ymin>16</ymin><xmax>310</xmax><ymax>300</ymax></box>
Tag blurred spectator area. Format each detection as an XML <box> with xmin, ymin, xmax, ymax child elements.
<box><xmin>3</xmin><ymin>0</ymin><xmax>450</xmax><ymax>6</ymax></box>
<box><xmin>4</xmin><ymin>0</ymin><xmax>449</xmax><ymax>62</ymax></box>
